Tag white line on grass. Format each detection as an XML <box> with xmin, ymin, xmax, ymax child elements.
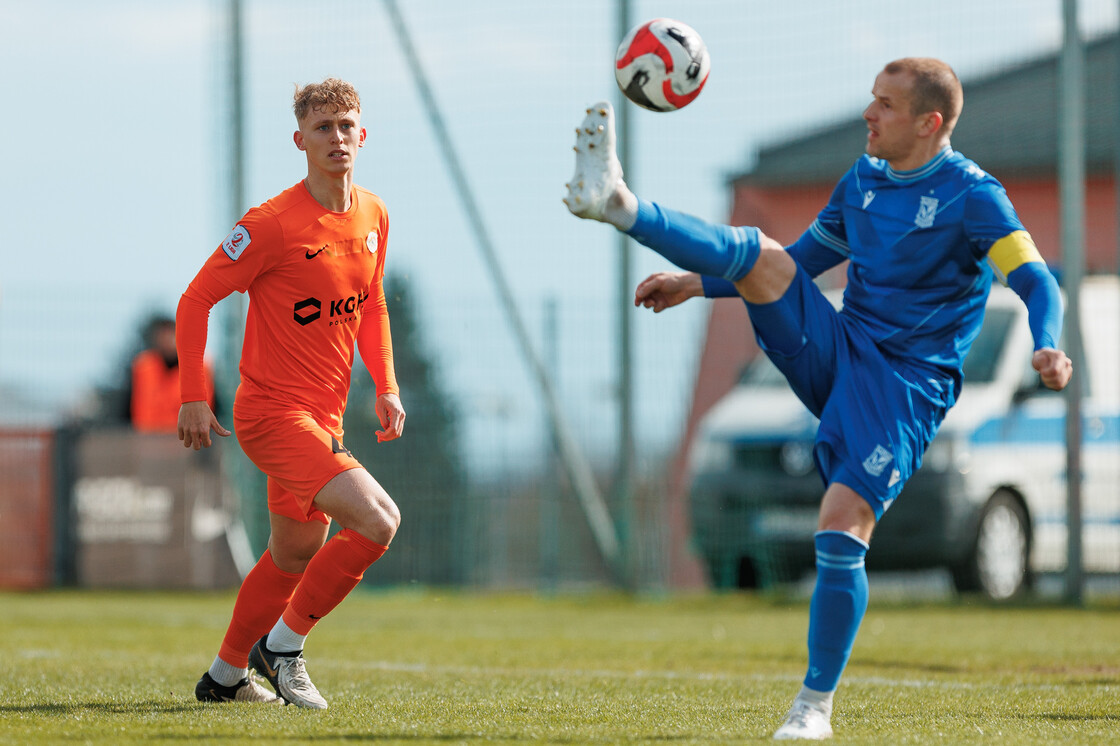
<box><xmin>335</xmin><ymin>659</ymin><xmax>1111</xmax><ymax>693</ymax></box>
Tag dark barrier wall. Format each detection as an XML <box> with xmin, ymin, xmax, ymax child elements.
<box><xmin>72</xmin><ymin>431</ymin><xmax>242</xmax><ymax>589</ymax></box>
<box><xmin>0</xmin><ymin>427</ymin><xmax>243</xmax><ymax>590</ymax></box>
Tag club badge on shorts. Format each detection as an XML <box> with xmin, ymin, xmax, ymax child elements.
<box><xmin>862</xmin><ymin>444</ymin><xmax>894</xmax><ymax>478</ymax></box>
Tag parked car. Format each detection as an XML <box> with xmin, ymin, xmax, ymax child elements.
<box><xmin>687</xmin><ymin>276</ymin><xmax>1120</xmax><ymax>600</ymax></box>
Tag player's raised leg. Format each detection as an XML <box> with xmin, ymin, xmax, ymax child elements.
<box><xmin>563</xmin><ymin>102</ymin><xmax>782</xmax><ymax>289</ymax></box>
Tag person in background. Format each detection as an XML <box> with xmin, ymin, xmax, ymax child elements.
<box><xmin>128</xmin><ymin>315</ymin><xmax>215</xmax><ymax>433</ymax></box>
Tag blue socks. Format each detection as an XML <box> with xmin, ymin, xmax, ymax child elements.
<box><xmin>627</xmin><ymin>199</ymin><xmax>761</xmax><ymax>281</ymax></box>
<box><xmin>804</xmin><ymin>530</ymin><xmax>870</xmax><ymax>693</ymax></box>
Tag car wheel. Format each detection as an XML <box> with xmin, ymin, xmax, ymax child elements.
<box><xmin>951</xmin><ymin>491</ymin><xmax>1031</xmax><ymax>601</ymax></box>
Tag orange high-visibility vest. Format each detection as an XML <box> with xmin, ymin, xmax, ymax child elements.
<box><xmin>131</xmin><ymin>350</ymin><xmax>214</xmax><ymax>433</ymax></box>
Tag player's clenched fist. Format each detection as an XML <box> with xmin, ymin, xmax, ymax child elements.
<box><xmin>1033</xmin><ymin>348</ymin><xmax>1073</xmax><ymax>391</ymax></box>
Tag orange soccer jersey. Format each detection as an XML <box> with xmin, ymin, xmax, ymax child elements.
<box><xmin>177</xmin><ymin>181</ymin><xmax>397</xmax><ymax>434</ymax></box>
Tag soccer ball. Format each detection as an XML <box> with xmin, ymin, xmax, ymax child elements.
<box><xmin>614</xmin><ymin>18</ymin><xmax>710</xmax><ymax>112</ymax></box>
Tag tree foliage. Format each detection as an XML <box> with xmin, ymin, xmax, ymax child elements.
<box><xmin>344</xmin><ymin>273</ymin><xmax>467</xmax><ymax>585</ymax></box>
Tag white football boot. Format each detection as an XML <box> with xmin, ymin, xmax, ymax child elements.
<box><xmin>773</xmin><ymin>699</ymin><xmax>834</xmax><ymax>740</ymax></box>
<box><xmin>563</xmin><ymin>102</ymin><xmax>626</xmax><ymax>222</ymax></box>
<box><xmin>248</xmin><ymin>636</ymin><xmax>328</xmax><ymax>710</ymax></box>
<box><xmin>194</xmin><ymin>671</ymin><xmax>281</xmax><ymax>703</ymax></box>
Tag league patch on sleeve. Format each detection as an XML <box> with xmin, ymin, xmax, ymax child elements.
<box><xmin>222</xmin><ymin>225</ymin><xmax>251</xmax><ymax>260</ymax></box>
<box><xmin>366</xmin><ymin>230</ymin><xmax>379</xmax><ymax>256</ymax></box>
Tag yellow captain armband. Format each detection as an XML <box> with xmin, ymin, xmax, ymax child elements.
<box><xmin>987</xmin><ymin>230</ymin><xmax>1044</xmax><ymax>284</ymax></box>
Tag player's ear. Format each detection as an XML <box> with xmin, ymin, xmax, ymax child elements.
<box><xmin>293</xmin><ymin>130</ymin><xmax>305</xmax><ymax>151</ymax></box>
<box><xmin>919</xmin><ymin>111</ymin><xmax>944</xmax><ymax>138</ymax></box>
<box><xmin>358</xmin><ymin>127</ymin><xmax>367</xmax><ymax>147</ymax></box>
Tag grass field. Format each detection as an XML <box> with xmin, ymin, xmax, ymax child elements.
<box><xmin>2</xmin><ymin>588</ymin><xmax>1117</xmax><ymax>744</ymax></box>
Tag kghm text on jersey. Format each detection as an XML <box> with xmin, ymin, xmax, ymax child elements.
<box><xmin>292</xmin><ymin>289</ymin><xmax>368</xmax><ymax>327</ymax></box>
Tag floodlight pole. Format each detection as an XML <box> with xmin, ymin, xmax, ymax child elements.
<box><xmin>219</xmin><ymin>0</ymin><xmax>259</xmax><ymax>575</ymax></box>
<box><xmin>614</xmin><ymin>0</ymin><xmax>636</xmax><ymax>588</ymax></box>
<box><xmin>221</xmin><ymin>0</ymin><xmax>246</xmax><ymax>435</ymax></box>
<box><xmin>223</xmin><ymin>0</ymin><xmax>247</xmax><ymax>391</ymax></box>
<box><xmin>218</xmin><ymin>0</ymin><xmax>245</xmax><ymax>398</ymax></box>
<box><xmin>1059</xmin><ymin>0</ymin><xmax>1085</xmax><ymax>606</ymax></box>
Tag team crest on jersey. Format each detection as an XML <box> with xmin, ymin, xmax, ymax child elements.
<box><xmin>222</xmin><ymin>225</ymin><xmax>251</xmax><ymax>260</ymax></box>
<box><xmin>862</xmin><ymin>445</ymin><xmax>894</xmax><ymax>478</ymax></box>
<box><xmin>366</xmin><ymin>231</ymin><xmax>379</xmax><ymax>255</ymax></box>
<box><xmin>914</xmin><ymin>196</ymin><xmax>939</xmax><ymax>229</ymax></box>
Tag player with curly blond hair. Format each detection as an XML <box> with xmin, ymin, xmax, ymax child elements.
<box><xmin>183</xmin><ymin>78</ymin><xmax>404</xmax><ymax>709</ymax></box>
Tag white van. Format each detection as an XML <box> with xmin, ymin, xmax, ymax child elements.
<box><xmin>686</xmin><ymin>276</ymin><xmax>1120</xmax><ymax>601</ymax></box>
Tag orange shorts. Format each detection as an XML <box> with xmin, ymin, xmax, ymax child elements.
<box><xmin>234</xmin><ymin>407</ymin><xmax>363</xmax><ymax>525</ymax></box>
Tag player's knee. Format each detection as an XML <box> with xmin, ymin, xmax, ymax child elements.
<box><xmin>817</xmin><ymin>484</ymin><xmax>877</xmax><ymax>541</ymax></box>
<box><xmin>355</xmin><ymin>495</ymin><xmax>400</xmax><ymax>546</ymax></box>
<box><xmin>269</xmin><ymin>537</ymin><xmax>323</xmax><ymax>573</ymax></box>
<box><xmin>735</xmin><ymin>246</ymin><xmax>796</xmax><ymax>304</ymax></box>
<box><xmin>380</xmin><ymin>498</ymin><xmax>402</xmax><ymax>538</ymax></box>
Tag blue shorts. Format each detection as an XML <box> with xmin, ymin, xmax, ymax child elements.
<box><xmin>745</xmin><ymin>269</ymin><xmax>952</xmax><ymax>519</ymax></box>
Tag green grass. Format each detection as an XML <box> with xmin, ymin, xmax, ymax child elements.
<box><xmin>2</xmin><ymin>589</ymin><xmax>1118</xmax><ymax>744</ymax></box>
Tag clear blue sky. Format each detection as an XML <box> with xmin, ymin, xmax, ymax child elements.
<box><xmin>1</xmin><ymin>0</ymin><xmax>1115</xmax><ymax>471</ymax></box>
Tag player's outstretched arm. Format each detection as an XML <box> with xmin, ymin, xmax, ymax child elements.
<box><xmin>375</xmin><ymin>392</ymin><xmax>406</xmax><ymax>443</ymax></box>
<box><xmin>1032</xmin><ymin>348</ymin><xmax>1072</xmax><ymax>391</ymax></box>
<box><xmin>1003</xmin><ymin>260</ymin><xmax>1070</xmax><ymax>391</ymax></box>
<box><xmin>178</xmin><ymin>400</ymin><xmax>230</xmax><ymax>450</ymax></box>
<box><xmin>635</xmin><ymin>272</ymin><xmax>705</xmax><ymax>313</ymax></box>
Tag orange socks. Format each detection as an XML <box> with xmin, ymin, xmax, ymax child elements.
<box><xmin>217</xmin><ymin>549</ymin><xmax>302</xmax><ymax>668</ymax></box>
<box><xmin>281</xmin><ymin>528</ymin><xmax>388</xmax><ymax>635</ymax></box>
<box><xmin>215</xmin><ymin>530</ymin><xmax>388</xmax><ymax>667</ymax></box>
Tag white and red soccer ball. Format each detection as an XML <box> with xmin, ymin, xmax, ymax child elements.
<box><xmin>614</xmin><ymin>18</ymin><xmax>710</xmax><ymax>112</ymax></box>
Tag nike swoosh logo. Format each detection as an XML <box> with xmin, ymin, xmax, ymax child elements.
<box><xmin>258</xmin><ymin>654</ymin><xmax>279</xmax><ymax>678</ymax></box>
<box><xmin>305</xmin><ymin>247</ymin><xmax>325</xmax><ymax>259</ymax></box>
<box><xmin>210</xmin><ymin>688</ymin><xmax>234</xmax><ymax>702</ymax></box>
<box><xmin>309</xmin><ymin>614</ymin><xmax>322</xmax><ymax>620</ymax></box>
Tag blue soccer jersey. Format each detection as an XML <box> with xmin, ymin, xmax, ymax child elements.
<box><xmin>789</xmin><ymin>148</ymin><xmax>1024</xmax><ymax>383</ymax></box>
<box><xmin>624</xmin><ymin>145</ymin><xmax>1061</xmax><ymax>508</ymax></box>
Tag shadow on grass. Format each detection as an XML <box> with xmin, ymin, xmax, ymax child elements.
<box><xmin>0</xmin><ymin>700</ymin><xmax>198</xmax><ymax>715</ymax></box>
<box><xmin>0</xmin><ymin>703</ymin><xmax>710</xmax><ymax>742</ymax></box>
<box><xmin>1036</xmin><ymin>713</ymin><xmax>1120</xmax><ymax>724</ymax></box>
<box><xmin>0</xmin><ymin>711</ymin><xmax>705</xmax><ymax>743</ymax></box>
<box><xmin>855</xmin><ymin>658</ymin><xmax>970</xmax><ymax>675</ymax></box>
<box><xmin>134</xmin><ymin>737</ymin><xmax>710</xmax><ymax>743</ymax></box>
<box><xmin>858</xmin><ymin>659</ymin><xmax>1120</xmax><ymax>683</ymax></box>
